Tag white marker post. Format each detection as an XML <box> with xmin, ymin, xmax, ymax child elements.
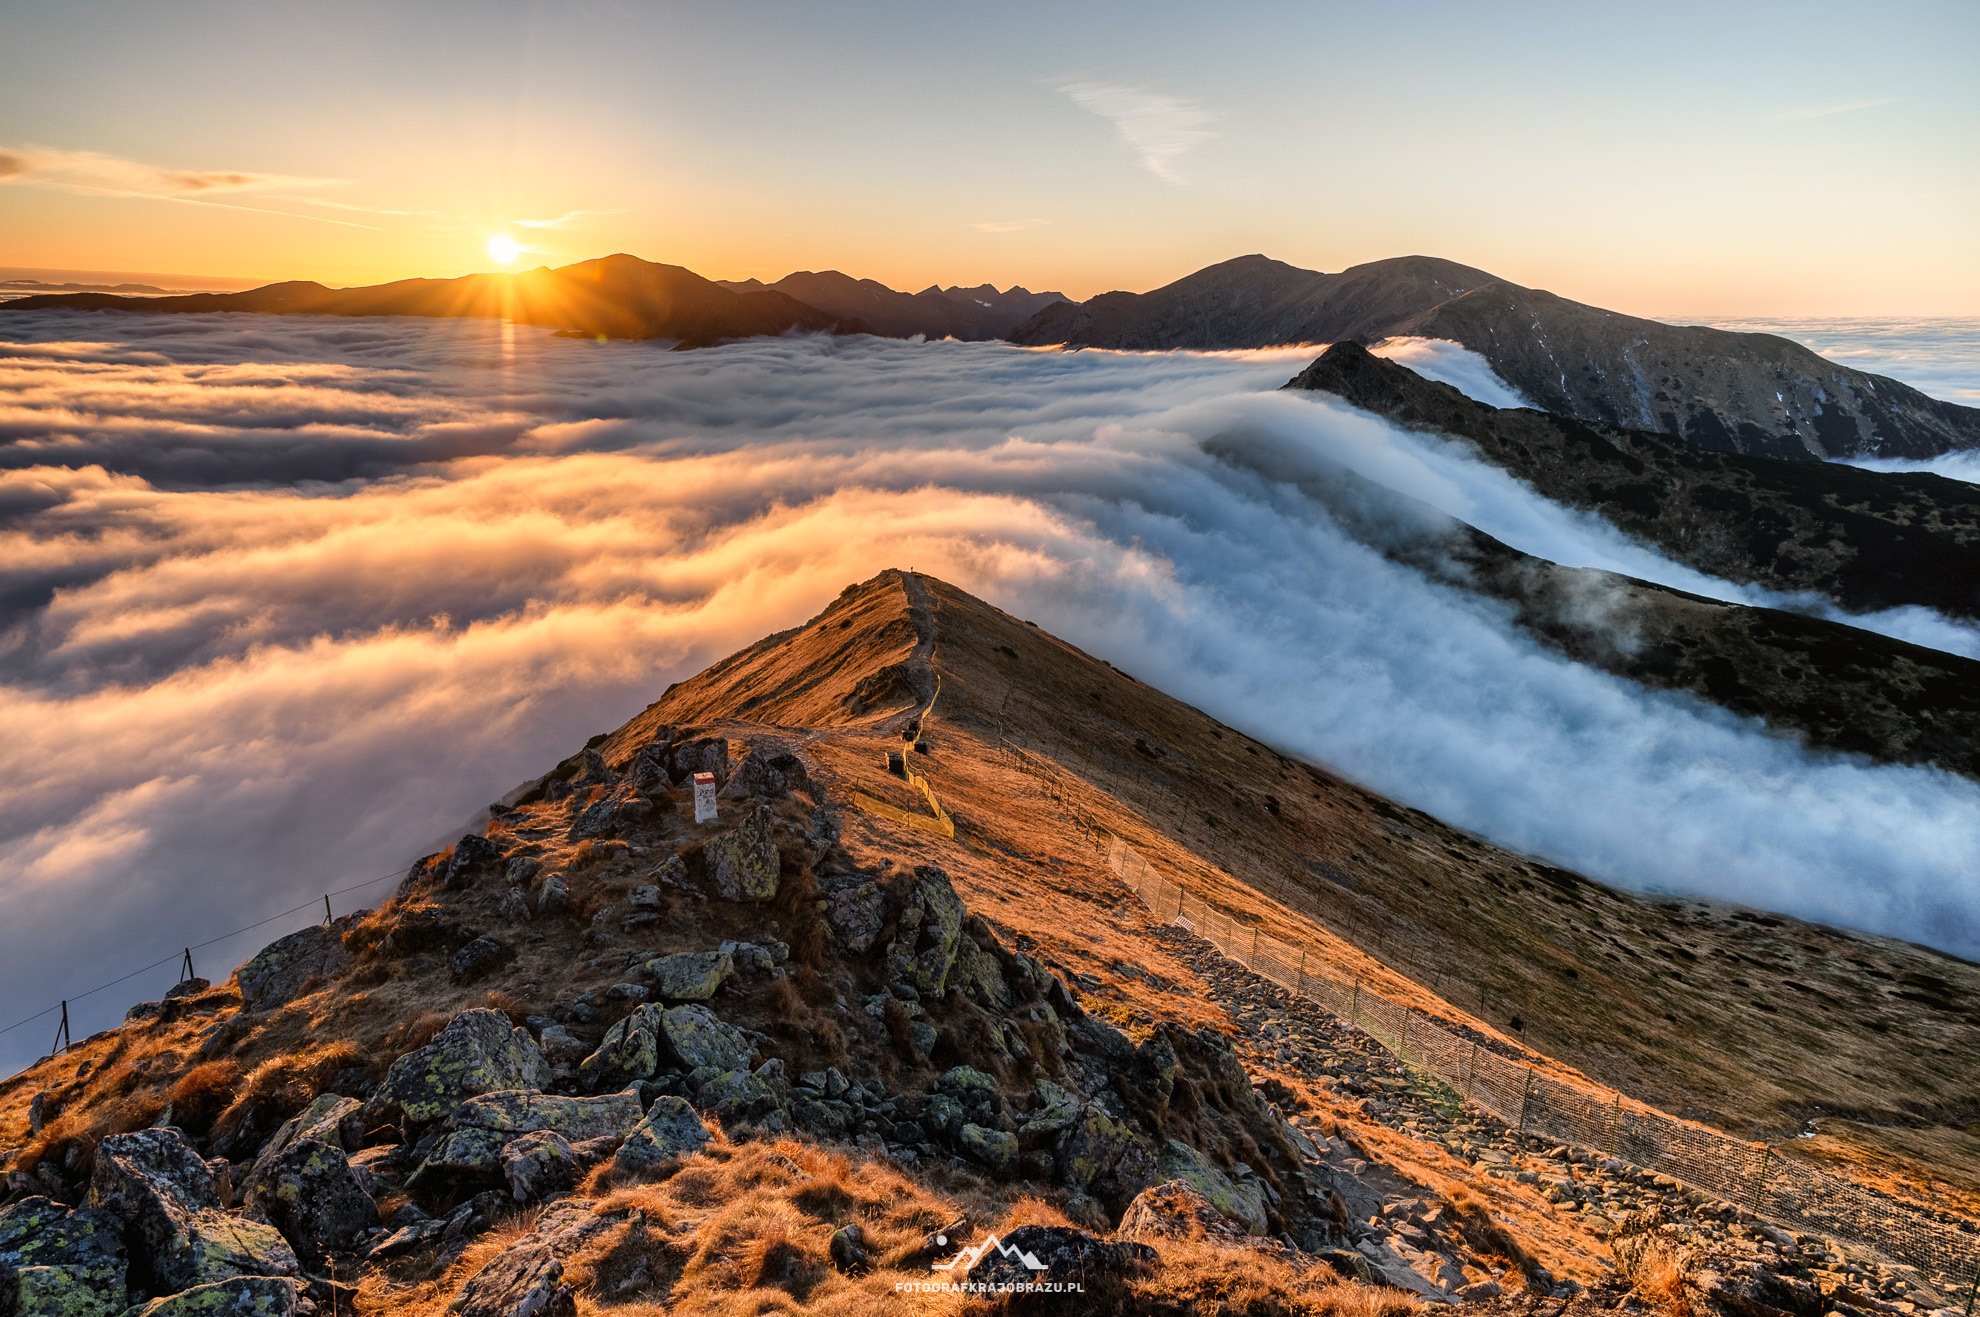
<box><xmin>692</xmin><ymin>771</ymin><xmax>719</xmax><ymax>823</ymax></box>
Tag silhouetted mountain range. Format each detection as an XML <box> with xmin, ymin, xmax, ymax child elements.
<box><xmin>716</xmin><ymin>270</ymin><xmax>1065</xmax><ymax>339</ymax></box>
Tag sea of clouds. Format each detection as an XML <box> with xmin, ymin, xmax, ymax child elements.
<box><xmin>3</xmin><ymin>311</ymin><xmax>1978</xmax><ymax>1074</ymax></box>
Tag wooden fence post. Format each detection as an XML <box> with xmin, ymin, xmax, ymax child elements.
<box><xmin>179</xmin><ymin>947</ymin><xmax>195</xmax><ymax>983</ymax></box>
<box><xmin>1605</xmin><ymin>1093</ymin><xmax>1623</xmax><ymax>1154</ymax></box>
<box><xmin>52</xmin><ymin>1001</ymin><xmax>70</xmax><ymax>1056</ymax></box>
<box><xmin>1516</xmin><ymin>1065</ymin><xmax>1536</xmax><ymax>1142</ymax></box>
<box><xmin>1750</xmin><ymin>1146</ymin><xmax>1773</xmax><ymax>1216</ymax></box>
<box><xmin>1463</xmin><ymin>1040</ymin><xmax>1479</xmax><ymax>1103</ymax></box>
<box><xmin>324</xmin><ymin>894</ymin><xmax>334</xmax><ymax>925</ymax></box>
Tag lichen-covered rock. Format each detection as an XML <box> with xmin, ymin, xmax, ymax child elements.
<box><xmin>449</xmin><ymin>1239</ymin><xmax>574</xmax><ymax>1317</ymax></box>
<box><xmin>234</xmin><ymin>925</ymin><xmax>352</xmax><ymax>1013</ymax></box>
<box><xmin>443</xmin><ymin>833</ymin><xmax>505</xmax><ymax>888</ymax></box>
<box><xmin>658</xmin><ymin>1005</ymin><xmax>753</xmax><ymax>1072</ymax></box>
<box><xmin>1154</xmin><ymin>1140</ymin><xmax>1268</xmax><ymax>1236</ymax></box>
<box><xmin>535</xmin><ymin>875</ymin><xmax>571</xmax><ymax>918</ymax></box>
<box><xmin>378</xmin><ymin>1009</ymin><xmax>551</xmax><ymax>1124</ymax></box>
<box><xmin>1118</xmin><ymin>1179</ymin><xmax>1250</xmax><ymax>1244</ymax></box>
<box><xmin>718</xmin><ymin>748</ymin><xmax>812</xmax><ymax>800</ymax></box>
<box><xmin>449</xmin><ymin>936</ymin><xmax>513</xmax><ymax>985</ymax></box>
<box><xmin>90</xmin><ymin>1128</ymin><xmax>302</xmax><ymax>1293</ymax></box>
<box><xmin>405</xmin><ymin>1128</ymin><xmax>507</xmax><ymax>1194</ymax></box>
<box><xmin>695</xmin><ymin>1070</ymin><xmax>781</xmax><ymax>1126</ymax></box>
<box><xmin>245</xmin><ymin>1096</ymin><xmax>359</xmax><ymax>1194</ymax></box>
<box><xmin>828</xmin><ymin>1222</ymin><xmax>870</xmax><ymax>1274</ymax></box>
<box><xmin>246</xmin><ymin>1139</ymin><xmax>377</xmax><ymax>1263</ymax></box>
<box><xmin>958</xmin><ymin>1123</ymin><xmax>1019</xmax><ymax>1176</ymax></box>
<box><xmin>1055</xmin><ymin>1104</ymin><xmax>1155</xmax><ymax>1206</ymax></box>
<box><xmin>126</xmin><ymin>1276</ymin><xmax>316</xmax><ymax>1316</ymax></box>
<box><xmin>642</xmin><ymin>950</ymin><xmax>733</xmax><ymax>1001</ymax></box>
<box><xmin>499</xmin><ymin>1132</ymin><xmax>588</xmax><ymax>1202</ymax></box>
<box><xmin>450</xmin><ymin>1090</ymin><xmax>643</xmax><ymax>1143</ymax></box>
<box><xmin>610</xmin><ymin>1098</ymin><xmax>711</xmax><ymax>1175</ymax></box>
<box><xmin>578</xmin><ymin>1005</ymin><xmax>666</xmax><ymax>1090</ymax></box>
<box><xmin>669</xmin><ymin>737</ymin><xmax>729</xmax><ymax>786</ymax></box>
<box><xmin>703</xmin><ymin>805</ymin><xmax>779</xmax><ymax>901</ymax></box>
<box><xmin>818</xmin><ymin>871</ymin><xmax>887</xmax><ymax>953</ymax></box>
<box><xmin>885</xmin><ymin>866</ymin><xmax>964</xmax><ymax>997</ymax></box>
<box><xmin>0</xmin><ymin>1196</ymin><xmax>127</xmax><ymax>1317</ymax></box>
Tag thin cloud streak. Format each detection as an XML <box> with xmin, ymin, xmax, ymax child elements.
<box><xmin>1059</xmin><ymin>81</ymin><xmax>1217</xmax><ymax>183</ymax></box>
<box><xmin>1771</xmin><ymin>97</ymin><xmax>1898</xmax><ymax>122</ymax></box>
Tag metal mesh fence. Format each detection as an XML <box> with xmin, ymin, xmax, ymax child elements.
<box><xmin>1103</xmin><ymin>832</ymin><xmax>1980</xmax><ymax>1302</ymax></box>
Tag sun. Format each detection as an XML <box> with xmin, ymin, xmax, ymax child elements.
<box><xmin>486</xmin><ymin>234</ymin><xmax>521</xmax><ymax>265</ymax></box>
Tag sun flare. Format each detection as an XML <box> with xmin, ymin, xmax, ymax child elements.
<box><xmin>486</xmin><ymin>234</ymin><xmax>521</xmax><ymax>265</ymax></box>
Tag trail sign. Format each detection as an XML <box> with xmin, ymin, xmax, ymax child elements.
<box><xmin>692</xmin><ymin>771</ymin><xmax>718</xmax><ymax>823</ymax></box>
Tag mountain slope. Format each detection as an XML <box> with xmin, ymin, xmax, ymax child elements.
<box><xmin>1285</xmin><ymin>342</ymin><xmax>1980</xmax><ymax>621</ymax></box>
<box><xmin>716</xmin><ymin>270</ymin><xmax>1066</xmax><ymax>339</ymax></box>
<box><xmin>1008</xmin><ymin>254</ymin><xmax>1980</xmax><ymax>460</ymax></box>
<box><xmin>0</xmin><ymin>254</ymin><xmax>862</xmax><ymax>347</ymax></box>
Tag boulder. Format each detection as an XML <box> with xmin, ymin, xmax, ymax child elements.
<box><xmin>246</xmin><ymin>1139</ymin><xmax>378</xmax><ymax>1263</ymax></box>
<box><xmin>90</xmin><ymin>1128</ymin><xmax>301</xmax><ymax>1293</ymax></box>
<box><xmin>535</xmin><ymin>875</ymin><xmax>571</xmax><ymax>918</ymax></box>
<box><xmin>378</xmin><ymin>1009</ymin><xmax>552</xmax><ymax>1124</ymax></box>
<box><xmin>610</xmin><ymin>1098</ymin><xmax>711</xmax><ymax>1175</ymax></box>
<box><xmin>658</xmin><ymin>1005</ymin><xmax>753</xmax><ymax>1073</ymax></box>
<box><xmin>1118</xmin><ymin>1180</ymin><xmax>1249</xmax><ymax>1244</ymax></box>
<box><xmin>245</xmin><ymin>1096</ymin><xmax>359</xmax><ymax>1193</ymax></box>
<box><xmin>642</xmin><ymin>951</ymin><xmax>732</xmax><ymax>1002</ymax></box>
<box><xmin>449</xmin><ymin>1090</ymin><xmax>643</xmax><ymax>1143</ymax></box>
<box><xmin>0</xmin><ymin>1196</ymin><xmax>128</xmax><ymax>1317</ymax></box>
<box><xmin>958</xmin><ymin>1124</ymin><xmax>1019</xmax><ymax>1176</ymax></box>
<box><xmin>126</xmin><ymin>1276</ymin><xmax>316</xmax><ymax>1316</ymax></box>
<box><xmin>578</xmin><ymin>1006</ymin><xmax>667</xmax><ymax>1090</ymax></box>
<box><xmin>1055</xmin><ymin>1105</ymin><xmax>1156</xmax><ymax>1208</ymax></box>
<box><xmin>718</xmin><ymin>749</ymin><xmax>813</xmax><ymax>801</ymax></box>
<box><xmin>695</xmin><ymin>1070</ymin><xmax>781</xmax><ymax>1126</ymax></box>
<box><xmin>234</xmin><ymin>925</ymin><xmax>352</xmax><ymax>1013</ymax></box>
<box><xmin>443</xmin><ymin>833</ymin><xmax>505</xmax><ymax>888</ymax></box>
<box><xmin>670</xmin><ymin>738</ymin><xmax>728</xmax><ymax>786</ymax></box>
<box><xmin>500</xmin><ymin>1132</ymin><xmax>588</xmax><ymax>1203</ymax></box>
<box><xmin>885</xmin><ymin>866</ymin><xmax>964</xmax><ymax>997</ymax></box>
<box><xmin>828</xmin><ymin>1223</ymin><xmax>871</xmax><ymax>1274</ymax></box>
<box><xmin>448</xmin><ymin>1240</ymin><xmax>574</xmax><ymax>1317</ymax></box>
<box><xmin>818</xmin><ymin>872</ymin><xmax>886</xmax><ymax>953</ymax></box>
<box><xmin>405</xmin><ymin>1128</ymin><xmax>508</xmax><ymax>1193</ymax></box>
<box><xmin>449</xmin><ymin>936</ymin><xmax>513</xmax><ymax>985</ymax></box>
<box><xmin>703</xmin><ymin>805</ymin><xmax>780</xmax><ymax>901</ymax></box>
<box><xmin>1155</xmin><ymin>1140</ymin><xmax>1268</xmax><ymax>1236</ymax></box>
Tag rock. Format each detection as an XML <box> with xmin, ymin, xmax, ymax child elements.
<box><xmin>449</xmin><ymin>1090</ymin><xmax>644</xmax><ymax>1143</ymax></box>
<box><xmin>245</xmin><ymin>1096</ymin><xmax>360</xmax><ymax>1193</ymax></box>
<box><xmin>165</xmin><ymin>978</ymin><xmax>212</xmax><ymax>1002</ymax></box>
<box><xmin>570</xmin><ymin>788</ymin><xmax>651</xmax><ymax>841</ymax></box>
<box><xmin>818</xmin><ymin>872</ymin><xmax>887</xmax><ymax>953</ymax></box>
<box><xmin>534</xmin><ymin>1023</ymin><xmax>587</xmax><ymax>1073</ymax></box>
<box><xmin>444</xmin><ymin>833</ymin><xmax>505</xmax><ymax>888</ymax></box>
<box><xmin>610</xmin><ymin>1098</ymin><xmax>711</xmax><ymax>1175</ymax></box>
<box><xmin>1155</xmin><ymin>1140</ymin><xmax>1269</xmax><ymax>1236</ymax></box>
<box><xmin>828</xmin><ymin>1223</ymin><xmax>870</xmax><ymax>1274</ymax></box>
<box><xmin>26</xmin><ymin>1093</ymin><xmax>49</xmax><ymax>1137</ymax></box>
<box><xmin>642</xmin><ymin>951</ymin><xmax>733</xmax><ymax>1001</ymax></box>
<box><xmin>126</xmin><ymin>1276</ymin><xmax>316</xmax><ymax>1316</ymax></box>
<box><xmin>1118</xmin><ymin>1180</ymin><xmax>1250</xmax><ymax>1244</ymax></box>
<box><xmin>1687</xmin><ymin>1259</ymin><xmax>1827</xmax><ymax>1317</ymax></box>
<box><xmin>449</xmin><ymin>1240</ymin><xmax>574</xmax><ymax>1317</ymax></box>
<box><xmin>234</xmin><ymin>925</ymin><xmax>352</xmax><ymax>1013</ymax></box>
<box><xmin>449</xmin><ymin>936</ymin><xmax>513</xmax><ymax>984</ymax></box>
<box><xmin>578</xmin><ymin>1006</ymin><xmax>667</xmax><ymax>1090</ymax></box>
<box><xmin>505</xmin><ymin>855</ymin><xmax>541</xmax><ymax>887</ymax></box>
<box><xmin>658</xmin><ymin>1005</ymin><xmax>753</xmax><ymax>1072</ymax></box>
<box><xmin>958</xmin><ymin>1124</ymin><xmax>1019</xmax><ymax>1176</ymax></box>
<box><xmin>670</xmin><ymin>737</ymin><xmax>728</xmax><ymax>786</ymax></box>
<box><xmin>695</xmin><ymin>1070</ymin><xmax>781</xmax><ymax>1125</ymax></box>
<box><xmin>497</xmin><ymin>886</ymin><xmax>533</xmax><ymax>922</ymax></box>
<box><xmin>885</xmin><ymin>866</ymin><xmax>964</xmax><ymax>997</ymax></box>
<box><xmin>500</xmin><ymin>1132</ymin><xmax>587</xmax><ymax>1202</ymax></box>
<box><xmin>90</xmin><ymin>1128</ymin><xmax>301</xmax><ymax>1293</ymax></box>
<box><xmin>963</xmin><ymin>1225</ymin><xmax>1155</xmax><ymax>1300</ymax></box>
<box><xmin>378</xmin><ymin>1009</ymin><xmax>552</xmax><ymax>1124</ymax></box>
<box><xmin>1055</xmin><ymin>1105</ymin><xmax>1142</xmax><ymax>1196</ymax></box>
<box><xmin>0</xmin><ymin>1196</ymin><xmax>128</xmax><ymax>1317</ymax></box>
<box><xmin>246</xmin><ymin>1139</ymin><xmax>378</xmax><ymax>1263</ymax></box>
<box><xmin>703</xmin><ymin>805</ymin><xmax>780</xmax><ymax>901</ymax></box>
<box><xmin>627</xmin><ymin>885</ymin><xmax>661</xmax><ymax>909</ymax></box>
<box><xmin>719</xmin><ymin>748</ymin><xmax>812</xmax><ymax>800</ymax></box>
<box><xmin>536</xmin><ymin>876</ymin><xmax>571</xmax><ymax>918</ymax></box>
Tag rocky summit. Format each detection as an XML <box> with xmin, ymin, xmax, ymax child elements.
<box><xmin>0</xmin><ymin>571</ymin><xmax>1973</xmax><ymax>1315</ymax></box>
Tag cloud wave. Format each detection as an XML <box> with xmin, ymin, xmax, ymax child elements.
<box><xmin>1</xmin><ymin>313</ymin><xmax>1977</xmax><ymax>1076</ymax></box>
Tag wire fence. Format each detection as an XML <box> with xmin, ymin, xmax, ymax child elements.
<box><xmin>1104</xmin><ymin>832</ymin><xmax>1980</xmax><ymax>1307</ymax></box>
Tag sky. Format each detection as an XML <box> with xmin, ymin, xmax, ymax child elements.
<box><xmin>2</xmin><ymin>0</ymin><xmax>1977</xmax><ymax>314</ymax></box>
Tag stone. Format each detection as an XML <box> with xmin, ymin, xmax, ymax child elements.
<box><xmin>958</xmin><ymin>1124</ymin><xmax>1019</xmax><ymax>1176</ymax></box>
<box><xmin>406</xmin><ymin>1128</ymin><xmax>508</xmax><ymax>1193</ymax></box>
<box><xmin>165</xmin><ymin>978</ymin><xmax>212</xmax><ymax>1002</ymax></box>
<box><xmin>658</xmin><ymin>1005</ymin><xmax>753</xmax><ymax>1072</ymax></box>
<box><xmin>500</xmin><ymin>1132</ymin><xmax>587</xmax><ymax>1202</ymax></box>
<box><xmin>444</xmin><ymin>833</ymin><xmax>505</xmax><ymax>888</ymax></box>
<box><xmin>497</xmin><ymin>886</ymin><xmax>533</xmax><ymax>922</ymax></box>
<box><xmin>578</xmin><ymin>1006</ymin><xmax>667</xmax><ymax>1090</ymax></box>
<box><xmin>695</xmin><ymin>1070</ymin><xmax>781</xmax><ymax>1125</ymax></box>
<box><xmin>670</xmin><ymin>737</ymin><xmax>728</xmax><ymax>786</ymax></box>
<box><xmin>535</xmin><ymin>875</ymin><xmax>571</xmax><ymax>918</ymax></box>
<box><xmin>642</xmin><ymin>951</ymin><xmax>733</xmax><ymax>1002</ymax></box>
<box><xmin>570</xmin><ymin>788</ymin><xmax>651</xmax><ymax>841</ymax></box>
<box><xmin>449</xmin><ymin>936</ymin><xmax>513</xmax><ymax>985</ymax></box>
<box><xmin>246</xmin><ymin>1139</ymin><xmax>378</xmax><ymax>1263</ymax></box>
<box><xmin>126</xmin><ymin>1276</ymin><xmax>316</xmax><ymax>1316</ymax></box>
<box><xmin>1155</xmin><ymin>1140</ymin><xmax>1269</xmax><ymax>1236</ymax></box>
<box><xmin>703</xmin><ymin>805</ymin><xmax>780</xmax><ymax>901</ymax></box>
<box><xmin>234</xmin><ymin>925</ymin><xmax>352</xmax><ymax>1013</ymax></box>
<box><xmin>0</xmin><ymin>1196</ymin><xmax>128</xmax><ymax>1317</ymax></box>
<box><xmin>90</xmin><ymin>1128</ymin><xmax>301</xmax><ymax>1293</ymax></box>
<box><xmin>449</xmin><ymin>1240</ymin><xmax>574</xmax><ymax>1317</ymax></box>
<box><xmin>610</xmin><ymin>1098</ymin><xmax>711</xmax><ymax>1175</ymax></box>
<box><xmin>818</xmin><ymin>872</ymin><xmax>886</xmax><ymax>953</ymax></box>
<box><xmin>534</xmin><ymin>1022</ymin><xmax>587</xmax><ymax>1072</ymax></box>
<box><xmin>505</xmin><ymin>855</ymin><xmax>541</xmax><ymax>887</ymax></box>
<box><xmin>245</xmin><ymin>1096</ymin><xmax>359</xmax><ymax>1193</ymax></box>
<box><xmin>718</xmin><ymin>748</ymin><xmax>812</xmax><ymax>801</ymax></box>
<box><xmin>449</xmin><ymin>1090</ymin><xmax>644</xmax><ymax>1143</ymax></box>
<box><xmin>963</xmin><ymin>1225</ymin><xmax>1155</xmax><ymax>1296</ymax></box>
<box><xmin>884</xmin><ymin>866</ymin><xmax>964</xmax><ymax>997</ymax></box>
<box><xmin>378</xmin><ymin>1009</ymin><xmax>552</xmax><ymax>1124</ymax></box>
<box><xmin>627</xmin><ymin>885</ymin><xmax>661</xmax><ymax>909</ymax></box>
<box><xmin>828</xmin><ymin>1223</ymin><xmax>871</xmax><ymax>1274</ymax></box>
<box><xmin>1118</xmin><ymin>1180</ymin><xmax>1249</xmax><ymax>1244</ymax></box>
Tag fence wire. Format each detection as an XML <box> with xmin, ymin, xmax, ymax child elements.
<box><xmin>1103</xmin><ymin>832</ymin><xmax>1980</xmax><ymax>1303</ymax></box>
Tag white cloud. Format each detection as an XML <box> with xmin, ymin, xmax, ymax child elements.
<box><xmin>1059</xmin><ymin>81</ymin><xmax>1217</xmax><ymax>183</ymax></box>
<box><xmin>0</xmin><ymin>315</ymin><xmax>1977</xmax><ymax>1075</ymax></box>
<box><xmin>1771</xmin><ymin>97</ymin><xmax>1898</xmax><ymax>122</ymax></box>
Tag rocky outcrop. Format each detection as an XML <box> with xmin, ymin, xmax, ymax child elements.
<box><xmin>703</xmin><ymin>806</ymin><xmax>780</xmax><ymax>901</ymax></box>
<box><xmin>643</xmin><ymin>950</ymin><xmax>733</xmax><ymax>1001</ymax></box>
<box><xmin>0</xmin><ymin>1196</ymin><xmax>128</xmax><ymax>1316</ymax></box>
<box><xmin>234</xmin><ymin>924</ymin><xmax>353</xmax><ymax>1013</ymax></box>
<box><xmin>89</xmin><ymin>1128</ymin><xmax>300</xmax><ymax>1294</ymax></box>
<box><xmin>126</xmin><ymin>1276</ymin><xmax>316</xmax><ymax>1316</ymax></box>
<box><xmin>610</xmin><ymin>1098</ymin><xmax>712</xmax><ymax>1175</ymax></box>
<box><xmin>244</xmin><ymin>1139</ymin><xmax>377</xmax><ymax>1263</ymax></box>
<box><xmin>375</xmin><ymin>1009</ymin><xmax>552</xmax><ymax>1124</ymax></box>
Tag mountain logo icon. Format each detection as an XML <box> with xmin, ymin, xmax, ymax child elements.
<box><xmin>929</xmin><ymin>1232</ymin><xmax>1049</xmax><ymax>1273</ymax></box>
